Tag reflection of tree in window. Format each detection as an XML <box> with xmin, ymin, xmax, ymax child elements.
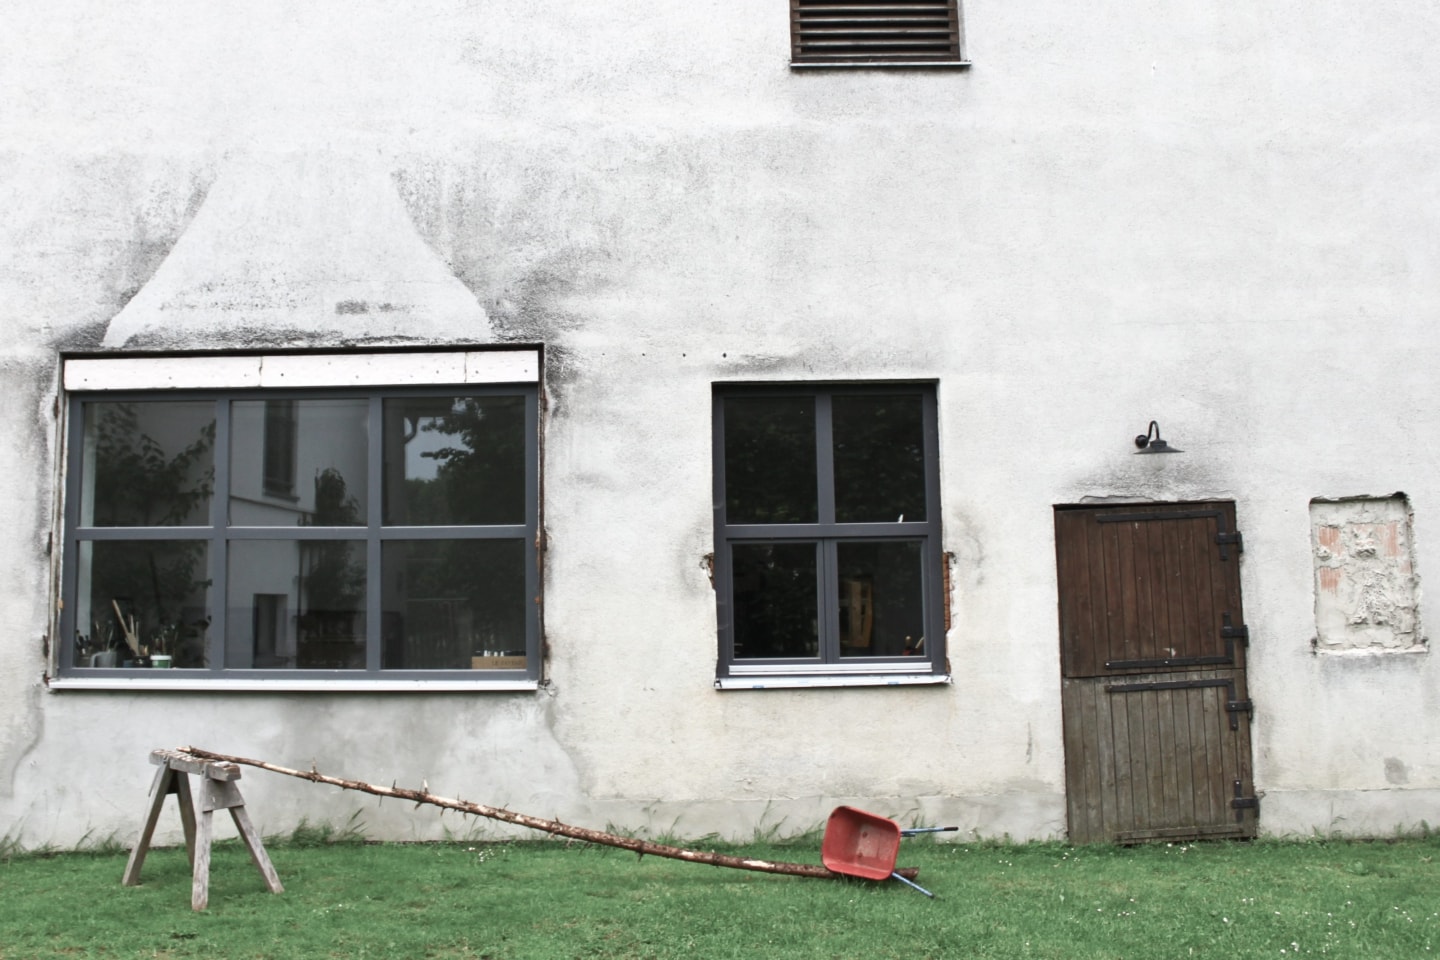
<box><xmin>731</xmin><ymin>543</ymin><xmax>818</xmax><ymax>659</ymax></box>
<box><xmin>302</xmin><ymin>469</ymin><xmax>364</xmax><ymax>610</ymax></box>
<box><xmin>388</xmin><ymin>397</ymin><xmax>526</xmax><ymax>526</ymax></box>
<box><xmin>84</xmin><ymin>401</ymin><xmax>216</xmax><ymax>666</ymax></box>
<box><xmin>382</xmin><ymin>396</ymin><xmax>528</xmax><ymax>668</ymax></box>
<box><xmin>723</xmin><ymin>397</ymin><xmax>817</xmax><ymax>524</ymax></box>
<box><xmin>832</xmin><ymin>395</ymin><xmax>926</xmax><ymax>523</ymax></box>
<box><xmin>90</xmin><ymin>402</ymin><xmax>215</xmax><ymax>526</ymax></box>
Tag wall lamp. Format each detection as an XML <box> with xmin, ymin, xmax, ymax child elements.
<box><xmin>1134</xmin><ymin>420</ymin><xmax>1182</xmax><ymax>454</ymax></box>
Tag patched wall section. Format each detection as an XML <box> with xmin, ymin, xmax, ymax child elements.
<box><xmin>1311</xmin><ymin>496</ymin><xmax>1425</xmax><ymax>654</ymax></box>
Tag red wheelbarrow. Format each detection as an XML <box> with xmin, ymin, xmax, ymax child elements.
<box><xmin>821</xmin><ymin>806</ymin><xmax>957</xmax><ymax>897</ymax></box>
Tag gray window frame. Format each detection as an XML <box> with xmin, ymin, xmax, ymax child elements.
<box><xmin>712</xmin><ymin>382</ymin><xmax>947</xmax><ymax>685</ymax></box>
<box><xmin>57</xmin><ymin>383</ymin><xmax>541</xmax><ymax>683</ymax></box>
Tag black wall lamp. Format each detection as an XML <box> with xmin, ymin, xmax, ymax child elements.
<box><xmin>1134</xmin><ymin>420</ymin><xmax>1182</xmax><ymax>454</ymax></box>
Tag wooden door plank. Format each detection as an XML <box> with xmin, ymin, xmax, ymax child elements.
<box><xmin>1056</xmin><ymin>511</ymin><xmax>1095</xmax><ymax>678</ymax></box>
<box><xmin>1185</xmin><ymin>681</ymin><xmax>1212</xmax><ymax>825</ymax></box>
<box><xmin>1100</xmin><ymin>518</ymin><xmax>1128</xmax><ymax>669</ymax></box>
<box><xmin>1062</xmin><ymin>681</ymin><xmax>1098</xmax><ymax>844</ymax></box>
<box><xmin>1117</xmin><ymin>520</ymin><xmax>1144</xmax><ymax>665</ymax></box>
<box><xmin>1155</xmin><ymin>684</ymin><xmax>1181</xmax><ymax>827</ymax></box>
<box><xmin>1094</xmin><ymin>677</ymin><xmax>1120</xmax><ymax>838</ymax></box>
<box><xmin>1108</xmin><ymin>682</ymin><xmax>1135</xmax><ymax>837</ymax></box>
<box><xmin>1170</xmin><ymin>685</ymin><xmax>1197</xmax><ymax>828</ymax></box>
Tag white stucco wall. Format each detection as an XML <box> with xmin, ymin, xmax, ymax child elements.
<box><xmin>1</xmin><ymin>0</ymin><xmax>1437</xmax><ymax>847</ymax></box>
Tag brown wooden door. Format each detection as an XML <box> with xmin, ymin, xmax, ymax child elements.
<box><xmin>1055</xmin><ymin>502</ymin><xmax>1257</xmax><ymax>843</ymax></box>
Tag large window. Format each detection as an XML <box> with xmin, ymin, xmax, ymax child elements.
<box><xmin>56</xmin><ymin>349</ymin><xmax>541</xmax><ymax>688</ymax></box>
<box><xmin>712</xmin><ymin>383</ymin><xmax>947</xmax><ymax>687</ymax></box>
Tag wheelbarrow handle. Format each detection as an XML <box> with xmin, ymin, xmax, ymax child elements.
<box><xmin>889</xmin><ymin>871</ymin><xmax>935</xmax><ymax>898</ymax></box>
<box><xmin>899</xmin><ymin>826</ymin><xmax>959</xmax><ymax>836</ymax></box>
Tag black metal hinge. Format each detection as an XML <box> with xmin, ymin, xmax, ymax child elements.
<box><xmin>1221</xmin><ymin>612</ymin><xmax>1250</xmax><ymax>644</ymax></box>
<box><xmin>1231</xmin><ymin>779</ymin><xmax>1259</xmax><ymax>822</ymax></box>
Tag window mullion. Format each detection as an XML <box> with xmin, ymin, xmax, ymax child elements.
<box><xmin>208</xmin><ymin>397</ymin><xmax>230</xmax><ymax>672</ymax></box>
<box><xmin>365</xmin><ymin>395</ymin><xmax>383</xmax><ymax>673</ymax></box>
<box><xmin>815</xmin><ymin>393</ymin><xmax>836</xmax><ymax>524</ymax></box>
<box><xmin>818</xmin><ymin>539</ymin><xmax>841</xmax><ymax>663</ymax></box>
<box><xmin>814</xmin><ymin>394</ymin><xmax>840</xmax><ymax>662</ymax></box>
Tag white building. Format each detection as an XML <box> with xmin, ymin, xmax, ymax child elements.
<box><xmin>1</xmin><ymin>0</ymin><xmax>1436</xmax><ymax>847</ymax></box>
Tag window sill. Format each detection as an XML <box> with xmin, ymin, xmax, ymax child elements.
<box><xmin>714</xmin><ymin>673</ymin><xmax>950</xmax><ymax>690</ymax></box>
<box><xmin>789</xmin><ymin>61</ymin><xmax>971</xmax><ymax>70</ymax></box>
<box><xmin>46</xmin><ymin>676</ymin><xmax>539</xmax><ymax>693</ymax></box>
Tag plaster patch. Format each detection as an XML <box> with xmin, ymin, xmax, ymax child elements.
<box><xmin>1310</xmin><ymin>496</ymin><xmax>1423</xmax><ymax>653</ymax></box>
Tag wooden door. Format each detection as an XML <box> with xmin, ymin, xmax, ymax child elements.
<box><xmin>1055</xmin><ymin>502</ymin><xmax>1257</xmax><ymax>843</ymax></box>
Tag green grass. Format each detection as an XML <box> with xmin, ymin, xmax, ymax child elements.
<box><xmin>0</xmin><ymin>833</ymin><xmax>1436</xmax><ymax>958</ymax></box>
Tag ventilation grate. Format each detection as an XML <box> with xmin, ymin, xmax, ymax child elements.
<box><xmin>791</xmin><ymin>0</ymin><xmax>962</xmax><ymax>65</ymax></box>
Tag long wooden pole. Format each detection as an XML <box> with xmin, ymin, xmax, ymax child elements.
<box><xmin>181</xmin><ymin>747</ymin><xmax>918</xmax><ymax>881</ymax></box>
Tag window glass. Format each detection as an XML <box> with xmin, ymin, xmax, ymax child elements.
<box><xmin>833</xmin><ymin>394</ymin><xmax>927</xmax><ymax>523</ymax></box>
<box><xmin>836</xmin><ymin>541</ymin><xmax>926</xmax><ymax>658</ymax></box>
<box><xmin>381</xmin><ymin>539</ymin><xmax>527</xmax><ymax>669</ymax></box>
<box><xmin>225</xmin><ymin>540</ymin><xmax>366</xmax><ymax>669</ymax></box>
<box><xmin>723</xmin><ymin>397</ymin><xmax>817</xmax><ymax>524</ymax></box>
<box><xmin>230</xmin><ymin>399</ymin><xmax>369</xmax><ymax>526</ymax></box>
<box><xmin>383</xmin><ymin>396</ymin><xmax>527</xmax><ymax>526</ymax></box>
<box><xmin>73</xmin><ymin>540</ymin><xmax>211</xmax><ymax>668</ymax></box>
<box><xmin>731</xmin><ymin>542</ymin><xmax>819</xmax><ymax>659</ymax></box>
<box><xmin>81</xmin><ymin>401</ymin><xmax>215</xmax><ymax>527</ymax></box>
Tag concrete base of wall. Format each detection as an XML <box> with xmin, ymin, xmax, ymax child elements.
<box><xmin>1257</xmin><ymin>788</ymin><xmax>1440</xmax><ymax>839</ymax></box>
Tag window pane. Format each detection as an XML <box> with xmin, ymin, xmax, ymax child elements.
<box><xmin>383</xmin><ymin>397</ymin><xmax>527</xmax><ymax>526</ymax></box>
<box><xmin>836</xmin><ymin>541</ymin><xmax>926</xmax><ymax>659</ymax></box>
<box><xmin>381</xmin><ymin>540</ymin><xmax>526</xmax><ymax>669</ymax></box>
<box><xmin>81</xmin><ymin>401</ymin><xmax>215</xmax><ymax>527</ymax></box>
<box><xmin>73</xmin><ymin>540</ymin><xmax>211</xmax><ymax>668</ymax></box>
<box><xmin>230</xmin><ymin>399</ymin><xmax>369</xmax><ymax>526</ymax></box>
<box><xmin>832</xmin><ymin>394</ymin><xmax>926</xmax><ymax>523</ymax></box>
<box><xmin>731</xmin><ymin>542</ymin><xmax>818</xmax><ymax>659</ymax></box>
<box><xmin>225</xmin><ymin>539</ymin><xmax>366</xmax><ymax>669</ymax></box>
<box><xmin>723</xmin><ymin>397</ymin><xmax>817</xmax><ymax>524</ymax></box>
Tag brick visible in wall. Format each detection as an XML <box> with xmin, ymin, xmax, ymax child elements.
<box><xmin>1310</xmin><ymin>495</ymin><xmax>1423</xmax><ymax>653</ymax></box>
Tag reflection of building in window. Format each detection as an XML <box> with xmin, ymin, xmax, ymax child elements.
<box><xmin>712</xmin><ymin>383</ymin><xmax>946</xmax><ymax>684</ymax></box>
<box><xmin>262</xmin><ymin>399</ymin><xmax>298</xmax><ymax>498</ymax></box>
<box><xmin>252</xmin><ymin>593</ymin><xmax>288</xmax><ymax>667</ymax></box>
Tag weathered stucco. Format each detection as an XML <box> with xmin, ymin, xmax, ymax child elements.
<box><xmin>2</xmin><ymin>0</ymin><xmax>1438</xmax><ymax>847</ymax></box>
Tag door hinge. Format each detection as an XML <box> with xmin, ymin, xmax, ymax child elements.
<box><xmin>1221</xmin><ymin>612</ymin><xmax>1250</xmax><ymax>644</ymax></box>
<box><xmin>1216</xmin><ymin>530</ymin><xmax>1244</xmax><ymax>555</ymax></box>
<box><xmin>1231</xmin><ymin>779</ymin><xmax>1260</xmax><ymax>821</ymax></box>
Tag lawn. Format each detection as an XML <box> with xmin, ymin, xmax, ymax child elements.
<box><xmin>0</xmin><ymin>829</ymin><xmax>1435</xmax><ymax>959</ymax></box>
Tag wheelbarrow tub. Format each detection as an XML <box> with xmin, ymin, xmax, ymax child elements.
<box><xmin>821</xmin><ymin>806</ymin><xmax>902</xmax><ymax>881</ymax></box>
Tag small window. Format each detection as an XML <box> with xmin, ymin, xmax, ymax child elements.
<box><xmin>56</xmin><ymin>349</ymin><xmax>541</xmax><ymax>687</ymax></box>
<box><xmin>712</xmin><ymin>383</ymin><xmax>947</xmax><ymax>687</ymax></box>
<box><xmin>790</xmin><ymin>0</ymin><xmax>964</xmax><ymax>67</ymax></box>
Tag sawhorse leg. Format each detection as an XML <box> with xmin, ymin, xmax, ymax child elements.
<box><xmin>193</xmin><ymin>779</ymin><xmax>284</xmax><ymax>910</ymax></box>
<box><xmin>122</xmin><ymin>764</ymin><xmax>196</xmax><ymax>886</ymax></box>
<box><xmin>124</xmin><ymin>749</ymin><xmax>283</xmax><ymax>911</ymax></box>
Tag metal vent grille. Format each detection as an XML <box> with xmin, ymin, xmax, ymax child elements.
<box><xmin>790</xmin><ymin>0</ymin><xmax>962</xmax><ymax>65</ymax></box>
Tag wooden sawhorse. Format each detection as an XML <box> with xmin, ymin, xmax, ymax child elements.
<box><xmin>122</xmin><ymin>749</ymin><xmax>284</xmax><ymax>911</ymax></box>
